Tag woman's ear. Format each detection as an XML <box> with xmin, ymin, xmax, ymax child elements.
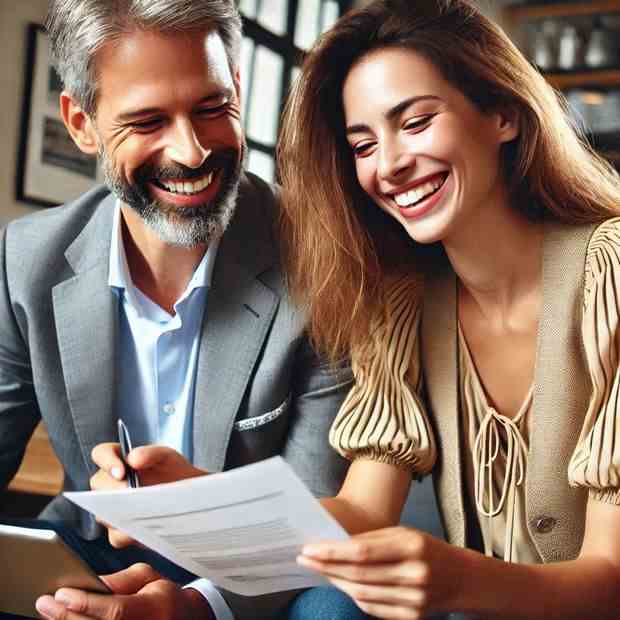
<box><xmin>60</xmin><ymin>91</ymin><xmax>99</xmax><ymax>155</ymax></box>
<box><xmin>495</xmin><ymin>105</ymin><xmax>520</xmax><ymax>144</ymax></box>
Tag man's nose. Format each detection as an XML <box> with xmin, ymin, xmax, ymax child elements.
<box><xmin>377</xmin><ymin>136</ymin><xmax>416</xmax><ymax>181</ymax></box>
<box><xmin>165</xmin><ymin>120</ymin><xmax>211</xmax><ymax>169</ymax></box>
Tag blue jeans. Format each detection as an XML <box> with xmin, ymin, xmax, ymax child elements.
<box><xmin>280</xmin><ymin>586</ymin><xmax>469</xmax><ymax>620</ymax></box>
<box><xmin>280</xmin><ymin>586</ymin><xmax>375</xmax><ymax>620</ymax></box>
<box><xmin>0</xmin><ymin>518</ymin><xmax>197</xmax><ymax>620</ymax></box>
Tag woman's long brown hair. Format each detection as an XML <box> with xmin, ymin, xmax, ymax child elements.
<box><xmin>278</xmin><ymin>0</ymin><xmax>620</xmax><ymax>362</ymax></box>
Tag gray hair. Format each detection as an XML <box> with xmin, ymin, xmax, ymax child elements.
<box><xmin>46</xmin><ymin>0</ymin><xmax>242</xmax><ymax>116</ymax></box>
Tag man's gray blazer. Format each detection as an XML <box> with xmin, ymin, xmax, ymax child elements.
<box><xmin>0</xmin><ymin>171</ymin><xmax>351</xmax><ymax>613</ymax></box>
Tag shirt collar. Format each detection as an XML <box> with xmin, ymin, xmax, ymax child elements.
<box><xmin>108</xmin><ymin>201</ymin><xmax>220</xmax><ymax>298</ymax></box>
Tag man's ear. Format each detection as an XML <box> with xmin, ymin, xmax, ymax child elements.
<box><xmin>495</xmin><ymin>105</ymin><xmax>519</xmax><ymax>144</ymax></box>
<box><xmin>60</xmin><ymin>92</ymin><xmax>99</xmax><ymax>155</ymax></box>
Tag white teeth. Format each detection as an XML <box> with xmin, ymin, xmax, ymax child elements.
<box><xmin>160</xmin><ymin>171</ymin><xmax>215</xmax><ymax>195</ymax></box>
<box><xmin>393</xmin><ymin>176</ymin><xmax>444</xmax><ymax>208</ymax></box>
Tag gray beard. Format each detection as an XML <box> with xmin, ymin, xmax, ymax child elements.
<box><xmin>99</xmin><ymin>147</ymin><xmax>243</xmax><ymax>248</ymax></box>
<box><xmin>133</xmin><ymin>179</ymin><xmax>239</xmax><ymax>248</ymax></box>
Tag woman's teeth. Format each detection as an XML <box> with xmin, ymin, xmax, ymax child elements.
<box><xmin>394</xmin><ymin>175</ymin><xmax>445</xmax><ymax>208</ymax></box>
<box><xmin>159</xmin><ymin>171</ymin><xmax>214</xmax><ymax>195</ymax></box>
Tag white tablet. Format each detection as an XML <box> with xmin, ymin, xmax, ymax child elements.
<box><xmin>0</xmin><ymin>524</ymin><xmax>110</xmax><ymax>618</ymax></box>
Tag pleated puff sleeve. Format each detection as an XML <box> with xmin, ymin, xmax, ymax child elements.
<box><xmin>328</xmin><ymin>275</ymin><xmax>436</xmax><ymax>476</ymax></box>
<box><xmin>569</xmin><ymin>217</ymin><xmax>620</xmax><ymax>504</ymax></box>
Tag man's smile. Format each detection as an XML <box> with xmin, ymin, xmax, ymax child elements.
<box><xmin>148</xmin><ymin>169</ymin><xmax>222</xmax><ymax>207</ymax></box>
<box><xmin>152</xmin><ymin>171</ymin><xmax>215</xmax><ymax>196</ymax></box>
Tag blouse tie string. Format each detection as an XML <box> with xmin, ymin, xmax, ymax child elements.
<box><xmin>473</xmin><ymin>403</ymin><xmax>529</xmax><ymax>563</ymax></box>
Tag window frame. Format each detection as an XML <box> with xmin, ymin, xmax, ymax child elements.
<box><xmin>239</xmin><ymin>0</ymin><xmax>354</xmax><ymax>179</ymax></box>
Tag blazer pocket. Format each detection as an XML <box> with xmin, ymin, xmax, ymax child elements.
<box><xmin>233</xmin><ymin>393</ymin><xmax>292</xmax><ymax>432</ymax></box>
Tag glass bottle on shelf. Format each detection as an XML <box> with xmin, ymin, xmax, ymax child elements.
<box><xmin>531</xmin><ymin>20</ymin><xmax>559</xmax><ymax>72</ymax></box>
<box><xmin>585</xmin><ymin>18</ymin><xmax>619</xmax><ymax>69</ymax></box>
<box><xmin>558</xmin><ymin>24</ymin><xmax>582</xmax><ymax>71</ymax></box>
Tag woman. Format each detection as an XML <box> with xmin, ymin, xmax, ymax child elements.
<box><xmin>277</xmin><ymin>0</ymin><xmax>620</xmax><ymax>618</ymax></box>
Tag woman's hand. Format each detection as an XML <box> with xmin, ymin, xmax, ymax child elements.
<box><xmin>297</xmin><ymin>526</ymin><xmax>473</xmax><ymax>619</ymax></box>
<box><xmin>90</xmin><ymin>444</ymin><xmax>207</xmax><ymax>547</ymax></box>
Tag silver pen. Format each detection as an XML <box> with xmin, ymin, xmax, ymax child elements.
<box><xmin>117</xmin><ymin>418</ymin><xmax>140</xmax><ymax>488</ymax></box>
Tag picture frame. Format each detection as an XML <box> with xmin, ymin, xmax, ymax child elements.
<box><xmin>15</xmin><ymin>23</ymin><xmax>103</xmax><ymax>208</ymax></box>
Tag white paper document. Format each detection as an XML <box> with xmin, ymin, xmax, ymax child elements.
<box><xmin>65</xmin><ymin>457</ymin><xmax>348</xmax><ymax>595</ymax></box>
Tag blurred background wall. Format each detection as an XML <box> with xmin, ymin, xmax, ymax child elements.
<box><xmin>0</xmin><ymin>0</ymin><xmax>49</xmax><ymax>224</ymax></box>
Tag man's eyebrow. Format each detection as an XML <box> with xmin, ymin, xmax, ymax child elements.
<box><xmin>346</xmin><ymin>95</ymin><xmax>442</xmax><ymax>135</ymax></box>
<box><xmin>116</xmin><ymin>88</ymin><xmax>235</xmax><ymax>123</ymax></box>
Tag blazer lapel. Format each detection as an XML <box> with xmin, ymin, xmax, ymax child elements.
<box><xmin>421</xmin><ymin>249</ymin><xmax>466</xmax><ymax>547</ymax></box>
<box><xmin>53</xmin><ymin>195</ymin><xmax>119</xmax><ymax>475</ymax></box>
<box><xmin>193</xmin><ymin>175</ymin><xmax>279</xmax><ymax>472</ymax></box>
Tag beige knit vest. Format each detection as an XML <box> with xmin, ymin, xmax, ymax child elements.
<box><xmin>421</xmin><ymin>219</ymin><xmax>596</xmax><ymax>562</ymax></box>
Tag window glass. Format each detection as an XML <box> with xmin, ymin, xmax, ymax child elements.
<box><xmin>257</xmin><ymin>0</ymin><xmax>288</xmax><ymax>36</ymax></box>
<box><xmin>240</xmin><ymin>0</ymin><xmax>349</xmax><ymax>180</ymax></box>
<box><xmin>321</xmin><ymin>1</ymin><xmax>340</xmax><ymax>33</ymax></box>
<box><xmin>239</xmin><ymin>0</ymin><xmax>258</xmax><ymax>19</ymax></box>
<box><xmin>247</xmin><ymin>149</ymin><xmax>275</xmax><ymax>183</ymax></box>
<box><xmin>294</xmin><ymin>0</ymin><xmax>321</xmax><ymax>50</ymax></box>
<box><xmin>246</xmin><ymin>45</ymin><xmax>284</xmax><ymax>146</ymax></box>
<box><xmin>239</xmin><ymin>37</ymin><xmax>256</xmax><ymax>123</ymax></box>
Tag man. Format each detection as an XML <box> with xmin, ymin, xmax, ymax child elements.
<box><xmin>0</xmin><ymin>0</ymin><xmax>352</xmax><ymax>617</ymax></box>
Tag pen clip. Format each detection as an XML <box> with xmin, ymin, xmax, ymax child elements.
<box><xmin>117</xmin><ymin>419</ymin><xmax>140</xmax><ymax>489</ymax></box>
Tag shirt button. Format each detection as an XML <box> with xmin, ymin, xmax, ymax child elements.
<box><xmin>162</xmin><ymin>402</ymin><xmax>175</xmax><ymax>415</ymax></box>
<box><xmin>535</xmin><ymin>516</ymin><xmax>556</xmax><ymax>533</ymax></box>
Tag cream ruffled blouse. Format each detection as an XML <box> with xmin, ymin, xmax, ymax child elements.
<box><xmin>329</xmin><ymin>219</ymin><xmax>620</xmax><ymax>563</ymax></box>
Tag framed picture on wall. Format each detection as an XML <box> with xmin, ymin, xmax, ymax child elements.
<box><xmin>15</xmin><ymin>23</ymin><xmax>103</xmax><ymax>208</ymax></box>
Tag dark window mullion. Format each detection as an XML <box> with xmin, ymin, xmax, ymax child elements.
<box><xmin>279</xmin><ymin>0</ymin><xmax>299</xmax><ymax>120</ymax></box>
<box><xmin>246</xmin><ymin>137</ymin><xmax>275</xmax><ymax>157</ymax></box>
<box><xmin>241</xmin><ymin>17</ymin><xmax>302</xmax><ymax>59</ymax></box>
<box><xmin>240</xmin><ymin>0</ymin><xmax>355</xmax><ymax>182</ymax></box>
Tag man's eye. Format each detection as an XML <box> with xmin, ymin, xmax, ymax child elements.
<box><xmin>131</xmin><ymin>119</ymin><xmax>162</xmax><ymax>131</ymax></box>
<box><xmin>197</xmin><ymin>103</ymin><xmax>229</xmax><ymax>116</ymax></box>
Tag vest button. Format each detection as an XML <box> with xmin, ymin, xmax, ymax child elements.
<box><xmin>535</xmin><ymin>516</ymin><xmax>556</xmax><ymax>533</ymax></box>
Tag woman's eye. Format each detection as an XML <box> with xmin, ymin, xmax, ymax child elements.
<box><xmin>404</xmin><ymin>114</ymin><xmax>435</xmax><ymax>131</ymax></box>
<box><xmin>352</xmin><ymin>142</ymin><xmax>375</xmax><ymax>158</ymax></box>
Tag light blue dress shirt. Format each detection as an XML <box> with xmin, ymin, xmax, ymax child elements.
<box><xmin>108</xmin><ymin>204</ymin><xmax>233</xmax><ymax>620</ymax></box>
<box><xmin>108</xmin><ymin>206</ymin><xmax>218</xmax><ymax>459</ymax></box>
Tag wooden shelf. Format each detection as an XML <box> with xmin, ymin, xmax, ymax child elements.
<box><xmin>505</xmin><ymin>1</ymin><xmax>620</xmax><ymax>21</ymax></box>
<box><xmin>8</xmin><ymin>423</ymin><xmax>64</xmax><ymax>496</ymax></box>
<box><xmin>543</xmin><ymin>69</ymin><xmax>620</xmax><ymax>88</ymax></box>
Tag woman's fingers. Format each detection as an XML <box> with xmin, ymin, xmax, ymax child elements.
<box><xmin>298</xmin><ymin>555</ymin><xmax>428</xmax><ymax>586</ymax></box>
<box><xmin>301</xmin><ymin>527</ymin><xmax>426</xmax><ymax>563</ymax></box>
<box><xmin>353</xmin><ymin>598</ymin><xmax>423</xmax><ymax>620</ymax></box>
<box><xmin>327</xmin><ymin>574</ymin><xmax>428</xmax><ymax>607</ymax></box>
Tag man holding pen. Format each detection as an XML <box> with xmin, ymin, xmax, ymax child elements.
<box><xmin>0</xmin><ymin>0</ymin><xmax>352</xmax><ymax>618</ymax></box>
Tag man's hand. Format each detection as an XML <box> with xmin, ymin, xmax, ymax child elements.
<box><xmin>90</xmin><ymin>444</ymin><xmax>207</xmax><ymax>547</ymax></box>
<box><xmin>35</xmin><ymin>563</ymin><xmax>214</xmax><ymax>620</ymax></box>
